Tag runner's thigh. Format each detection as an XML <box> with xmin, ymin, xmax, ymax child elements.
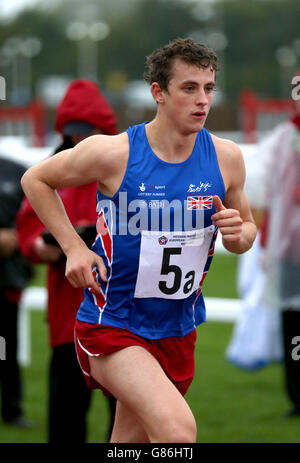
<box><xmin>89</xmin><ymin>346</ymin><xmax>196</xmax><ymax>442</ymax></box>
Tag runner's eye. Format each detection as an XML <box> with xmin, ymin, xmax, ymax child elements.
<box><xmin>184</xmin><ymin>86</ymin><xmax>194</xmax><ymax>92</ymax></box>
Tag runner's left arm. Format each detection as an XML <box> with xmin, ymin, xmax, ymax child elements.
<box><xmin>211</xmin><ymin>143</ymin><xmax>256</xmax><ymax>254</ymax></box>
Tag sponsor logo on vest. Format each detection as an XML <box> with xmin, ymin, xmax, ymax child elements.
<box><xmin>138</xmin><ymin>183</ymin><xmax>166</xmax><ymax>196</ymax></box>
<box><xmin>187</xmin><ymin>182</ymin><xmax>212</xmax><ymax>193</ymax></box>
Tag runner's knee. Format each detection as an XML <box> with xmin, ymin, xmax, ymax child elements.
<box><xmin>150</xmin><ymin>412</ymin><xmax>197</xmax><ymax>443</ymax></box>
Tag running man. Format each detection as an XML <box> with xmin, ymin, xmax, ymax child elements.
<box><xmin>21</xmin><ymin>38</ymin><xmax>256</xmax><ymax>443</ymax></box>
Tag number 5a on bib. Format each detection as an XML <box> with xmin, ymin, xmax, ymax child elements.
<box><xmin>134</xmin><ymin>227</ymin><xmax>214</xmax><ymax>300</ymax></box>
<box><xmin>158</xmin><ymin>247</ymin><xmax>196</xmax><ymax>295</ymax></box>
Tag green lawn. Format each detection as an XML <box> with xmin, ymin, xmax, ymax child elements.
<box><xmin>1</xmin><ymin>254</ymin><xmax>299</xmax><ymax>443</ymax></box>
<box><xmin>187</xmin><ymin>322</ymin><xmax>298</xmax><ymax>443</ymax></box>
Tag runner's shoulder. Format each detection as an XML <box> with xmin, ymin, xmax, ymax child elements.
<box><xmin>75</xmin><ymin>131</ymin><xmax>129</xmax><ymax>167</ymax></box>
<box><xmin>210</xmin><ymin>132</ymin><xmax>244</xmax><ymax>169</ymax></box>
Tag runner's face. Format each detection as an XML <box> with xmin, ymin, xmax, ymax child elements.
<box><xmin>163</xmin><ymin>59</ymin><xmax>215</xmax><ymax>134</ymax></box>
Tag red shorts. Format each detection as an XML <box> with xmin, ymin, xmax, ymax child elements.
<box><xmin>74</xmin><ymin>319</ymin><xmax>197</xmax><ymax>397</ymax></box>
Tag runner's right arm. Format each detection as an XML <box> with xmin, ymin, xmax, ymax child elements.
<box><xmin>21</xmin><ymin>133</ymin><xmax>127</xmax><ymax>292</ymax></box>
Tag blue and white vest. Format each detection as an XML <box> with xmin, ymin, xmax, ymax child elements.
<box><xmin>76</xmin><ymin>122</ymin><xmax>225</xmax><ymax>339</ymax></box>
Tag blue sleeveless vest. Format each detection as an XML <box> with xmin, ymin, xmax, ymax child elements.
<box><xmin>76</xmin><ymin>122</ymin><xmax>225</xmax><ymax>339</ymax></box>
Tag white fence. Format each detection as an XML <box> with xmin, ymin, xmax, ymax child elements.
<box><xmin>18</xmin><ymin>284</ymin><xmax>241</xmax><ymax>366</ymax></box>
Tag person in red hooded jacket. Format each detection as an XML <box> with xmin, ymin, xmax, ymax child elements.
<box><xmin>17</xmin><ymin>79</ymin><xmax>117</xmax><ymax>442</ymax></box>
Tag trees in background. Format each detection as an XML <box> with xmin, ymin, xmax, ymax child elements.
<box><xmin>0</xmin><ymin>0</ymin><xmax>299</xmax><ymax>105</ymax></box>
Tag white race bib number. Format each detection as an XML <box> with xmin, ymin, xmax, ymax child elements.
<box><xmin>134</xmin><ymin>226</ymin><xmax>215</xmax><ymax>299</ymax></box>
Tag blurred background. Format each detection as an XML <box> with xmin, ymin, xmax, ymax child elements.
<box><xmin>0</xmin><ymin>0</ymin><xmax>299</xmax><ymax>147</ymax></box>
<box><xmin>0</xmin><ymin>0</ymin><xmax>300</xmax><ymax>444</ymax></box>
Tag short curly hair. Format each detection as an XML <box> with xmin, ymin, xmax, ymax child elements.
<box><xmin>144</xmin><ymin>37</ymin><xmax>219</xmax><ymax>91</ymax></box>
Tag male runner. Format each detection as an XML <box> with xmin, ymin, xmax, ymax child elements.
<box><xmin>21</xmin><ymin>38</ymin><xmax>256</xmax><ymax>443</ymax></box>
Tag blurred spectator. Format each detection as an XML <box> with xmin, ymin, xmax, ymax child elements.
<box><xmin>260</xmin><ymin>72</ymin><xmax>300</xmax><ymax>417</ymax></box>
<box><xmin>0</xmin><ymin>157</ymin><xmax>33</xmax><ymax>427</ymax></box>
<box><xmin>17</xmin><ymin>79</ymin><xmax>117</xmax><ymax>442</ymax></box>
<box><xmin>225</xmin><ymin>141</ymin><xmax>283</xmax><ymax>371</ymax></box>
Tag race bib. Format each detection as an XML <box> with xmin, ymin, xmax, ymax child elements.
<box><xmin>134</xmin><ymin>226</ymin><xmax>215</xmax><ymax>299</ymax></box>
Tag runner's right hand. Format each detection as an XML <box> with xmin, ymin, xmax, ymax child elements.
<box><xmin>65</xmin><ymin>244</ymin><xmax>107</xmax><ymax>294</ymax></box>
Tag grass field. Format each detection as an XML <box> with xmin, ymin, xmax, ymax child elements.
<box><xmin>1</xmin><ymin>254</ymin><xmax>299</xmax><ymax>443</ymax></box>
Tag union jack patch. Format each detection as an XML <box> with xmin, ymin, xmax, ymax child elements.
<box><xmin>187</xmin><ymin>195</ymin><xmax>213</xmax><ymax>210</ymax></box>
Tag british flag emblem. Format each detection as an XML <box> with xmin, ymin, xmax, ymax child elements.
<box><xmin>187</xmin><ymin>195</ymin><xmax>213</xmax><ymax>210</ymax></box>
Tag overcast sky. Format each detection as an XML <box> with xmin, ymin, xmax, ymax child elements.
<box><xmin>0</xmin><ymin>0</ymin><xmax>206</xmax><ymax>20</ymax></box>
<box><xmin>0</xmin><ymin>0</ymin><xmax>41</xmax><ymax>19</ymax></box>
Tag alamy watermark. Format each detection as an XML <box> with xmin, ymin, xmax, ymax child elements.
<box><xmin>96</xmin><ymin>192</ymin><xmax>206</xmax><ymax>236</ymax></box>
<box><xmin>0</xmin><ymin>75</ymin><xmax>6</xmax><ymax>101</ymax></box>
<box><xmin>0</xmin><ymin>336</ymin><xmax>6</xmax><ymax>360</ymax></box>
<box><xmin>291</xmin><ymin>336</ymin><xmax>300</xmax><ymax>361</ymax></box>
<box><xmin>291</xmin><ymin>76</ymin><xmax>300</xmax><ymax>101</ymax></box>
